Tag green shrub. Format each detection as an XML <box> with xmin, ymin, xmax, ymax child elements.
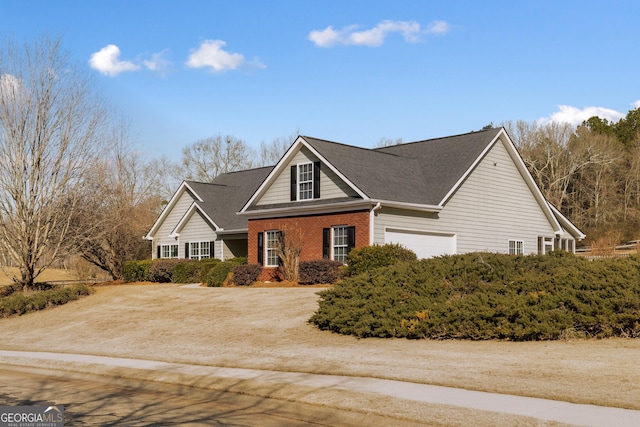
<box><xmin>232</xmin><ymin>264</ymin><xmax>262</xmax><ymax>286</ymax></box>
<box><xmin>299</xmin><ymin>259</ymin><xmax>344</xmax><ymax>284</ymax></box>
<box><xmin>148</xmin><ymin>259</ymin><xmax>187</xmax><ymax>283</ymax></box>
<box><xmin>207</xmin><ymin>261</ymin><xmax>238</xmax><ymax>287</ymax></box>
<box><xmin>171</xmin><ymin>260</ymin><xmax>203</xmax><ymax>283</ymax></box>
<box><xmin>227</xmin><ymin>257</ymin><xmax>248</xmax><ymax>265</ymax></box>
<box><xmin>310</xmin><ymin>252</ymin><xmax>640</xmax><ymax>341</ymax></box>
<box><xmin>124</xmin><ymin>260</ymin><xmax>153</xmax><ymax>282</ymax></box>
<box><xmin>197</xmin><ymin>258</ymin><xmax>221</xmax><ymax>283</ymax></box>
<box><xmin>345</xmin><ymin>243</ymin><xmax>417</xmax><ymax>276</ymax></box>
<box><xmin>0</xmin><ymin>284</ymin><xmax>94</xmax><ymax>318</ymax></box>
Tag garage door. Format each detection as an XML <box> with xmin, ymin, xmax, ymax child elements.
<box><xmin>384</xmin><ymin>228</ymin><xmax>456</xmax><ymax>259</ymax></box>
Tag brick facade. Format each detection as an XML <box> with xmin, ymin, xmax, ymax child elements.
<box><xmin>248</xmin><ymin>210</ymin><xmax>370</xmax><ymax>281</ymax></box>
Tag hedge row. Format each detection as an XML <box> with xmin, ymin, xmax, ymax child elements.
<box><xmin>124</xmin><ymin>257</ymin><xmax>250</xmax><ymax>285</ymax></box>
<box><xmin>0</xmin><ymin>284</ymin><xmax>94</xmax><ymax>318</ymax></box>
<box><xmin>310</xmin><ymin>251</ymin><xmax>640</xmax><ymax>341</ymax></box>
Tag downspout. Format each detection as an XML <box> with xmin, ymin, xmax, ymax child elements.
<box><xmin>370</xmin><ymin>202</ymin><xmax>382</xmax><ymax>245</ymax></box>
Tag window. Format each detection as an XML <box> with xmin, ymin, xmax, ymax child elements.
<box><xmin>160</xmin><ymin>244</ymin><xmax>178</xmax><ymax>259</ymax></box>
<box><xmin>290</xmin><ymin>162</ymin><xmax>320</xmax><ymax>201</ymax></box>
<box><xmin>265</xmin><ymin>230</ymin><xmax>280</xmax><ymax>267</ymax></box>
<box><xmin>323</xmin><ymin>226</ymin><xmax>355</xmax><ymax>263</ymax></box>
<box><xmin>189</xmin><ymin>241</ymin><xmax>211</xmax><ymax>260</ymax></box>
<box><xmin>508</xmin><ymin>240</ymin><xmax>524</xmax><ymax>255</ymax></box>
<box><xmin>333</xmin><ymin>226</ymin><xmax>349</xmax><ymax>263</ymax></box>
<box><xmin>298</xmin><ymin>162</ymin><xmax>313</xmax><ymax>200</ymax></box>
<box><xmin>537</xmin><ymin>236</ymin><xmax>554</xmax><ymax>254</ymax></box>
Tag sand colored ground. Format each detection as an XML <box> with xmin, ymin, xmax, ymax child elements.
<box><xmin>0</xmin><ymin>283</ymin><xmax>638</xmax><ymax>414</ymax></box>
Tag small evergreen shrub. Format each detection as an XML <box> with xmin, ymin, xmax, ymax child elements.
<box><xmin>171</xmin><ymin>260</ymin><xmax>203</xmax><ymax>283</ymax></box>
<box><xmin>148</xmin><ymin>259</ymin><xmax>186</xmax><ymax>283</ymax></box>
<box><xmin>198</xmin><ymin>258</ymin><xmax>222</xmax><ymax>283</ymax></box>
<box><xmin>124</xmin><ymin>260</ymin><xmax>153</xmax><ymax>282</ymax></box>
<box><xmin>232</xmin><ymin>264</ymin><xmax>262</xmax><ymax>286</ymax></box>
<box><xmin>345</xmin><ymin>243</ymin><xmax>417</xmax><ymax>276</ymax></box>
<box><xmin>207</xmin><ymin>261</ymin><xmax>239</xmax><ymax>287</ymax></box>
<box><xmin>0</xmin><ymin>284</ymin><xmax>94</xmax><ymax>318</ymax></box>
<box><xmin>299</xmin><ymin>259</ymin><xmax>344</xmax><ymax>284</ymax></box>
<box><xmin>310</xmin><ymin>252</ymin><xmax>640</xmax><ymax>341</ymax></box>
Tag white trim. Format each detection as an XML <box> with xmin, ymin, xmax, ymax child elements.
<box><xmin>240</xmin><ymin>136</ymin><xmax>368</xmax><ymax>213</ymax></box>
<box><xmin>296</xmin><ymin>161</ymin><xmax>314</xmax><ymax>201</ymax></box>
<box><xmin>385</xmin><ymin>227</ymin><xmax>456</xmax><ymax>238</ymax></box>
<box><xmin>371</xmin><ymin>199</ymin><xmax>442</xmax><ymax>213</ymax></box>
<box><xmin>440</xmin><ymin>128</ymin><xmax>564</xmax><ymax>236</ymax></box>
<box><xmin>548</xmin><ymin>203</ymin><xmax>586</xmax><ymax>240</ymax></box>
<box><xmin>146</xmin><ymin>181</ymin><xmax>203</xmax><ymax>239</ymax></box>
<box><xmin>370</xmin><ymin>202</ymin><xmax>382</xmax><ymax>246</ymax></box>
<box><xmin>239</xmin><ymin>199</ymin><xmax>375</xmax><ymax>219</ymax></box>
<box><xmin>169</xmin><ymin>202</ymin><xmax>221</xmax><ymax>238</ymax></box>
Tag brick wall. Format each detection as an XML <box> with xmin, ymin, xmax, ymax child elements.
<box><xmin>248</xmin><ymin>210</ymin><xmax>370</xmax><ymax>280</ymax></box>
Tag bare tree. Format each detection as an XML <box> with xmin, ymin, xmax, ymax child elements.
<box><xmin>73</xmin><ymin>121</ymin><xmax>163</xmax><ymax>279</ymax></box>
<box><xmin>375</xmin><ymin>136</ymin><xmax>404</xmax><ymax>148</ymax></box>
<box><xmin>0</xmin><ymin>36</ymin><xmax>108</xmax><ymax>289</ymax></box>
<box><xmin>277</xmin><ymin>224</ymin><xmax>304</xmax><ymax>282</ymax></box>
<box><xmin>256</xmin><ymin>129</ymin><xmax>299</xmax><ymax>167</ymax></box>
<box><xmin>179</xmin><ymin>134</ymin><xmax>254</xmax><ymax>182</ymax></box>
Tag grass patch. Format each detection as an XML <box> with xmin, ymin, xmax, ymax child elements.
<box><xmin>0</xmin><ymin>284</ymin><xmax>94</xmax><ymax>318</ymax></box>
<box><xmin>310</xmin><ymin>251</ymin><xmax>640</xmax><ymax>340</ymax></box>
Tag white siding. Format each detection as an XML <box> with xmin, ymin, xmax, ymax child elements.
<box><xmin>373</xmin><ymin>140</ymin><xmax>557</xmax><ymax>255</ymax></box>
<box><xmin>179</xmin><ymin>211</ymin><xmax>217</xmax><ymax>251</ymax></box>
<box><xmin>257</xmin><ymin>147</ymin><xmax>358</xmax><ymax>205</ymax></box>
<box><xmin>153</xmin><ymin>191</ymin><xmax>195</xmax><ymax>258</ymax></box>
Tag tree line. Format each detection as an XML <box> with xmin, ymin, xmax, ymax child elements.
<box><xmin>1</xmin><ymin>35</ymin><xmax>637</xmax><ymax>288</ymax></box>
<box><xmin>503</xmin><ymin>108</ymin><xmax>640</xmax><ymax>247</ymax></box>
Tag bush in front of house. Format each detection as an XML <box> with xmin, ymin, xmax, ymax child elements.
<box><xmin>207</xmin><ymin>258</ymin><xmax>247</xmax><ymax>287</ymax></box>
<box><xmin>171</xmin><ymin>260</ymin><xmax>204</xmax><ymax>283</ymax></box>
<box><xmin>344</xmin><ymin>243</ymin><xmax>417</xmax><ymax>276</ymax></box>
<box><xmin>0</xmin><ymin>284</ymin><xmax>94</xmax><ymax>318</ymax></box>
<box><xmin>232</xmin><ymin>264</ymin><xmax>262</xmax><ymax>286</ymax></box>
<box><xmin>148</xmin><ymin>259</ymin><xmax>188</xmax><ymax>283</ymax></box>
<box><xmin>124</xmin><ymin>260</ymin><xmax>153</xmax><ymax>282</ymax></box>
<box><xmin>299</xmin><ymin>259</ymin><xmax>344</xmax><ymax>284</ymax></box>
<box><xmin>310</xmin><ymin>251</ymin><xmax>640</xmax><ymax>341</ymax></box>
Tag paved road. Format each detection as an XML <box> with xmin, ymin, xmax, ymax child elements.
<box><xmin>0</xmin><ymin>366</ymin><xmax>419</xmax><ymax>427</ymax></box>
<box><xmin>2</xmin><ymin>350</ymin><xmax>640</xmax><ymax>427</ymax></box>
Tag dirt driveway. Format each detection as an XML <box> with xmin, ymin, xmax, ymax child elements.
<box><xmin>0</xmin><ymin>283</ymin><xmax>639</xmax><ymax>413</ymax></box>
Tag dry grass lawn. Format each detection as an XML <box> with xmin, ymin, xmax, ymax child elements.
<box><xmin>0</xmin><ymin>267</ymin><xmax>78</xmax><ymax>285</ymax></box>
<box><xmin>0</xmin><ymin>283</ymin><xmax>638</xmax><ymax>417</ymax></box>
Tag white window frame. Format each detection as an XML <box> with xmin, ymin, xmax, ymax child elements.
<box><xmin>508</xmin><ymin>240</ymin><xmax>524</xmax><ymax>255</ymax></box>
<box><xmin>189</xmin><ymin>241</ymin><xmax>211</xmax><ymax>260</ymax></box>
<box><xmin>265</xmin><ymin>230</ymin><xmax>280</xmax><ymax>267</ymax></box>
<box><xmin>332</xmin><ymin>225</ymin><xmax>349</xmax><ymax>263</ymax></box>
<box><xmin>161</xmin><ymin>244</ymin><xmax>178</xmax><ymax>259</ymax></box>
<box><xmin>538</xmin><ymin>236</ymin><xmax>555</xmax><ymax>255</ymax></box>
<box><xmin>298</xmin><ymin>162</ymin><xmax>313</xmax><ymax>200</ymax></box>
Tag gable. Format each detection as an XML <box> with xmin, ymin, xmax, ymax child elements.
<box><xmin>146</xmin><ymin>185</ymin><xmax>198</xmax><ymax>240</ymax></box>
<box><xmin>256</xmin><ymin>145</ymin><xmax>359</xmax><ymax>206</ymax></box>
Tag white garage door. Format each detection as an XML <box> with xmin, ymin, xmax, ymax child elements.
<box><xmin>384</xmin><ymin>229</ymin><xmax>456</xmax><ymax>259</ymax></box>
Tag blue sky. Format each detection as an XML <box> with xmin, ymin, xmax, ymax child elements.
<box><xmin>1</xmin><ymin>0</ymin><xmax>639</xmax><ymax>160</ymax></box>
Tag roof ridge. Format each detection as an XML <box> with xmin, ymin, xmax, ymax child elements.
<box><xmin>302</xmin><ymin>135</ymin><xmax>403</xmax><ymax>158</ymax></box>
<box><xmin>375</xmin><ymin>127</ymin><xmax>501</xmax><ymax>150</ymax></box>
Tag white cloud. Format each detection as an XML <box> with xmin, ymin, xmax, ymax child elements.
<box><xmin>143</xmin><ymin>50</ymin><xmax>171</xmax><ymax>75</ymax></box>
<box><xmin>308</xmin><ymin>20</ymin><xmax>449</xmax><ymax>47</ymax></box>
<box><xmin>633</xmin><ymin>100</ymin><xmax>640</xmax><ymax>109</ymax></box>
<box><xmin>185</xmin><ymin>40</ymin><xmax>246</xmax><ymax>72</ymax></box>
<box><xmin>540</xmin><ymin>105</ymin><xmax>625</xmax><ymax>127</ymax></box>
<box><xmin>89</xmin><ymin>45</ymin><xmax>140</xmax><ymax>77</ymax></box>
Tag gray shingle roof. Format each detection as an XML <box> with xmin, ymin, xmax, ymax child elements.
<box><xmin>186</xmin><ymin>166</ymin><xmax>273</xmax><ymax>230</ymax></box>
<box><xmin>303</xmin><ymin>128</ymin><xmax>502</xmax><ymax>205</ymax></box>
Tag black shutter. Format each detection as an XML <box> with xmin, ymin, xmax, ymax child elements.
<box><xmin>257</xmin><ymin>232</ymin><xmax>264</xmax><ymax>265</ymax></box>
<box><xmin>210</xmin><ymin>241</ymin><xmax>215</xmax><ymax>259</ymax></box>
<box><xmin>313</xmin><ymin>161</ymin><xmax>321</xmax><ymax>199</ymax></box>
<box><xmin>157</xmin><ymin>245</ymin><xmax>161</xmax><ymax>259</ymax></box>
<box><xmin>290</xmin><ymin>165</ymin><xmax>297</xmax><ymax>201</ymax></box>
<box><xmin>322</xmin><ymin>228</ymin><xmax>331</xmax><ymax>259</ymax></box>
<box><xmin>347</xmin><ymin>226</ymin><xmax>356</xmax><ymax>252</ymax></box>
<box><xmin>184</xmin><ymin>243</ymin><xmax>189</xmax><ymax>259</ymax></box>
<box><xmin>277</xmin><ymin>231</ymin><xmax>283</xmax><ymax>266</ymax></box>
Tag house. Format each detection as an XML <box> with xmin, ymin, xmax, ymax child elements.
<box><xmin>145</xmin><ymin>166</ymin><xmax>273</xmax><ymax>260</ymax></box>
<box><xmin>238</xmin><ymin>128</ymin><xmax>584</xmax><ymax>278</ymax></box>
<box><xmin>147</xmin><ymin>128</ymin><xmax>585</xmax><ymax>279</ymax></box>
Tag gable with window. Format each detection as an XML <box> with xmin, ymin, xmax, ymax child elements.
<box><xmin>291</xmin><ymin>161</ymin><xmax>321</xmax><ymax>201</ymax></box>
